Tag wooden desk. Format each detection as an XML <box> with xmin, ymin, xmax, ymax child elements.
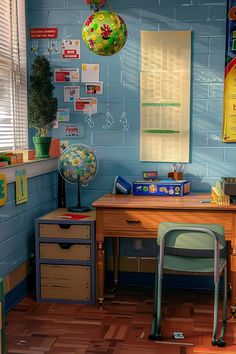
<box><xmin>93</xmin><ymin>194</ymin><xmax>236</xmax><ymax>309</ymax></box>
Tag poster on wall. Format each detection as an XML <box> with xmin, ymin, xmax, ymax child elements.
<box><xmin>57</xmin><ymin>108</ymin><xmax>70</xmax><ymax>122</ymax></box>
<box><xmin>54</xmin><ymin>68</ymin><xmax>80</xmax><ymax>83</ymax></box>
<box><xmin>64</xmin><ymin>86</ymin><xmax>80</xmax><ymax>102</ymax></box>
<box><xmin>86</xmin><ymin>82</ymin><xmax>103</xmax><ymax>94</ymax></box>
<box><xmin>140</xmin><ymin>31</ymin><xmax>191</xmax><ymax>162</ymax></box>
<box><xmin>62</xmin><ymin>39</ymin><xmax>80</xmax><ymax>59</ymax></box>
<box><xmin>74</xmin><ymin>98</ymin><xmax>97</xmax><ymax>113</ymax></box>
<box><xmin>223</xmin><ymin>0</ymin><xmax>236</xmax><ymax>142</ymax></box>
<box><xmin>81</xmin><ymin>63</ymin><xmax>99</xmax><ymax>82</ymax></box>
<box><xmin>30</xmin><ymin>27</ymin><xmax>58</xmax><ymax>39</ymax></box>
<box><xmin>64</xmin><ymin>124</ymin><xmax>85</xmax><ymax>138</ymax></box>
<box><xmin>0</xmin><ymin>174</ymin><xmax>7</xmax><ymax>206</ymax></box>
<box><xmin>15</xmin><ymin>170</ymin><xmax>28</xmax><ymax>205</ymax></box>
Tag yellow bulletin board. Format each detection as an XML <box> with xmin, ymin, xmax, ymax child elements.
<box><xmin>0</xmin><ymin>174</ymin><xmax>7</xmax><ymax>206</ymax></box>
<box><xmin>15</xmin><ymin>170</ymin><xmax>28</xmax><ymax>205</ymax></box>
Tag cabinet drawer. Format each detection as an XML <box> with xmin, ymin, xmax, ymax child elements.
<box><xmin>40</xmin><ymin>243</ymin><xmax>90</xmax><ymax>261</ymax></box>
<box><xmin>39</xmin><ymin>224</ymin><xmax>90</xmax><ymax>239</ymax></box>
<box><xmin>40</xmin><ymin>264</ymin><xmax>90</xmax><ymax>301</ymax></box>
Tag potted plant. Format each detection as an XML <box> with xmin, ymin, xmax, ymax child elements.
<box><xmin>28</xmin><ymin>55</ymin><xmax>57</xmax><ymax>158</ymax></box>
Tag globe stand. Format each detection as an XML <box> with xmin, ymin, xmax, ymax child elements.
<box><xmin>68</xmin><ymin>175</ymin><xmax>91</xmax><ymax>212</ymax></box>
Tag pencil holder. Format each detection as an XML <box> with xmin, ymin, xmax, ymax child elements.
<box><xmin>168</xmin><ymin>172</ymin><xmax>183</xmax><ymax>180</ymax></box>
<box><xmin>173</xmin><ymin>172</ymin><xmax>183</xmax><ymax>180</ymax></box>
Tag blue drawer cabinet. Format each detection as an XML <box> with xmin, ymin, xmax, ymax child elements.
<box><xmin>35</xmin><ymin>209</ymin><xmax>96</xmax><ymax>304</ymax></box>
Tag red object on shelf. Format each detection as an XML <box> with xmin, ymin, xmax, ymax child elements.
<box><xmin>59</xmin><ymin>213</ymin><xmax>89</xmax><ymax>220</ymax></box>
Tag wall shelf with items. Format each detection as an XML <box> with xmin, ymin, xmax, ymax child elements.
<box><xmin>35</xmin><ymin>209</ymin><xmax>96</xmax><ymax>304</ymax></box>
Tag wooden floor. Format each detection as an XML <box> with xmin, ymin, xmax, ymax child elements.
<box><xmin>5</xmin><ymin>287</ymin><xmax>236</xmax><ymax>354</ymax></box>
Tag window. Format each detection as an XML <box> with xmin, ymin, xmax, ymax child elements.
<box><xmin>0</xmin><ymin>0</ymin><xmax>28</xmax><ymax>151</ymax></box>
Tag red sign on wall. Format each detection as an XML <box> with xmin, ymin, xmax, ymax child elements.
<box><xmin>30</xmin><ymin>28</ymin><xmax>58</xmax><ymax>39</ymax></box>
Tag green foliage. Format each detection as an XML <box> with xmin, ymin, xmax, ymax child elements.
<box><xmin>28</xmin><ymin>56</ymin><xmax>57</xmax><ymax>136</ymax></box>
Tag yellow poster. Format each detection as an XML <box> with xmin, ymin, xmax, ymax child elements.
<box><xmin>0</xmin><ymin>174</ymin><xmax>7</xmax><ymax>206</ymax></box>
<box><xmin>15</xmin><ymin>169</ymin><xmax>28</xmax><ymax>205</ymax></box>
<box><xmin>140</xmin><ymin>31</ymin><xmax>191</xmax><ymax>162</ymax></box>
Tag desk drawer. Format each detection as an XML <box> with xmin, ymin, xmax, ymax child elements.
<box><xmin>40</xmin><ymin>264</ymin><xmax>90</xmax><ymax>301</ymax></box>
<box><xmin>103</xmin><ymin>209</ymin><xmax>233</xmax><ymax>238</ymax></box>
<box><xmin>40</xmin><ymin>243</ymin><xmax>90</xmax><ymax>261</ymax></box>
<box><xmin>39</xmin><ymin>224</ymin><xmax>90</xmax><ymax>239</ymax></box>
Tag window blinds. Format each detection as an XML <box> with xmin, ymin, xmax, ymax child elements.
<box><xmin>0</xmin><ymin>0</ymin><xmax>28</xmax><ymax>151</ymax></box>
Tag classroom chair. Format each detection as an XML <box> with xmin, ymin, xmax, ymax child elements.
<box><xmin>149</xmin><ymin>222</ymin><xmax>228</xmax><ymax>347</ymax></box>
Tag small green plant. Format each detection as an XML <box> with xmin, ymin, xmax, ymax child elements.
<box><xmin>28</xmin><ymin>55</ymin><xmax>57</xmax><ymax>136</ymax></box>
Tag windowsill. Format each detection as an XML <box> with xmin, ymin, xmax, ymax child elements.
<box><xmin>0</xmin><ymin>158</ymin><xmax>58</xmax><ymax>183</ymax></box>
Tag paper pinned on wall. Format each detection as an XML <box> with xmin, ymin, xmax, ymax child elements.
<box><xmin>57</xmin><ymin>108</ymin><xmax>70</xmax><ymax>122</ymax></box>
<box><xmin>86</xmin><ymin>82</ymin><xmax>103</xmax><ymax>95</ymax></box>
<box><xmin>81</xmin><ymin>63</ymin><xmax>99</xmax><ymax>82</ymax></box>
<box><xmin>15</xmin><ymin>169</ymin><xmax>28</xmax><ymax>205</ymax></box>
<box><xmin>54</xmin><ymin>68</ymin><xmax>80</xmax><ymax>83</ymax></box>
<box><xmin>64</xmin><ymin>124</ymin><xmax>85</xmax><ymax>138</ymax></box>
<box><xmin>62</xmin><ymin>39</ymin><xmax>80</xmax><ymax>59</ymax></box>
<box><xmin>74</xmin><ymin>97</ymin><xmax>97</xmax><ymax>114</ymax></box>
<box><xmin>64</xmin><ymin>86</ymin><xmax>80</xmax><ymax>102</ymax></box>
<box><xmin>60</xmin><ymin>140</ymin><xmax>69</xmax><ymax>153</ymax></box>
<box><xmin>140</xmin><ymin>31</ymin><xmax>191</xmax><ymax>163</ymax></box>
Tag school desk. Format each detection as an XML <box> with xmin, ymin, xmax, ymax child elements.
<box><xmin>92</xmin><ymin>193</ymin><xmax>236</xmax><ymax>311</ymax></box>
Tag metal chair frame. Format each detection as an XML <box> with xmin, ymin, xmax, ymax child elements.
<box><xmin>149</xmin><ymin>226</ymin><xmax>228</xmax><ymax>347</ymax></box>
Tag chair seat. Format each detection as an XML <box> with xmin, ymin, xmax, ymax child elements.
<box><xmin>161</xmin><ymin>254</ymin><xmax>226</xmax><ymax>273</ymax></box>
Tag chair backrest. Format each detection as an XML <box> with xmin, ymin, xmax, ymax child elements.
<box><xmin>157</xmin><ymin>222</ymin><xmax>226</xmax><ymax>258</ymax></box>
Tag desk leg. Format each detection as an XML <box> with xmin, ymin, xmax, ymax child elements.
<box><xmin>230</xmin><ymin>254</ymin><xmax>236</xmax><ymax>314</ymax></box>
<box><xmin>113</xmin><ymin>237</ymin><xmax>120</xmax><ymax>290</ymax></box>
<box><xmin>97</xmin><ymin>240</ymin><xmax>104</xmax><ymax>308</ymax></box>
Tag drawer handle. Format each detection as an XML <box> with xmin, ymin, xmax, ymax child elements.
<box><xmin>59</xmin><ymin>224</ymin><xmax>71</xmax><ymax>229</ymax></box>
<box><xmin>126</xmin><ymin>220</ymin><xmax>142</xmax><ymax>224</ymax></box>
<box><xmin>59</xmin><ymin>243</ymin><xmax>72</xmax><ymax>249</ymax></box>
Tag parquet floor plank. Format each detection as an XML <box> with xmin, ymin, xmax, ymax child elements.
<box><xmin>5</xmin><ymin>288</ymin><xmax>236</xmax><ymax>353</ymax></box>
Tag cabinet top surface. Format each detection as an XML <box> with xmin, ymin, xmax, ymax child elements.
<box><xmin>38</xmin><ymin>208</ymin><xmax>96</xmax><ymax>222</ymax></box>
<box><xmin>92</xmin><ymin>193</ymin><xmax>236</xmax><ymax>211</ymax></box>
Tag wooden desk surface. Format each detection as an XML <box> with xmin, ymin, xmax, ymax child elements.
<box><xmin>93</xmin><ymin>193</ymin><xmax>236</xmax><ymax>211</ymax></box>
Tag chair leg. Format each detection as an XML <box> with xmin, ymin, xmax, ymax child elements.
<box><xmin>211</xmin><ymin>281</ymin><xmax>219</xmax><ymax>346</ymax></box>
<box><xmin>149</xmin><ymin>258</ymin><xmax>158</xmax><ymax>340</ymax></box>
<box><xmin>217</xmin><ymin>266</ymin><xmax>227</xmax><ymax>347</ymax></box>
<box><xmin>149</xmin><ymin>260</ymin><xmax>163</xmax><ymax>340</ymax></box>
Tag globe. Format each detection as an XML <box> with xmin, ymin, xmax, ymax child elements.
<box><xmin>58</xmin><ymin>144</ymin><xmax>98</xmax><ymax>211</ymax></box>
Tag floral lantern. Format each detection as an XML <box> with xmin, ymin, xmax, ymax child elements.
<box><xmin>82</xmin><ymin>10</ymin><xmax>128</xmax><ymax>56</ymax></box>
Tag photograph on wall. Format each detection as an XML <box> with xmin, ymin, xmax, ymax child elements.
<box><xmin>62</xmin><ymin>39</ymin><xmax>80</xmax><ymax>59</ymax></box>
<box><xmin>64</xmin><ymin>86</ymin><xmax>80</xmax><ymax>102</ymax></box>
<box><xmin>81</xmin><ymin>63</ymin><xmax>99</xmax><ymax>82</ymax></box>
<box><xmin>60</xmin><ymin>140</ymin><xmax>69</xmax><ymax>153</ymax></box>
<box><xmin>64</xmin><ymin>124</ymin><xmax>85</xmax><ymax>138</ymax></box>
<box><xmin>15</xmin><ymin>169</ymin><xmax>28</xmax><ymax>205</ymax></box>
<box><xmin>86</xmin><ymin>82</ymin><xmax>103</xmax><ymax>95</ymax></box>
<box><xmin>57</xmin><ymin>108</ymin><xmax>70</xmax><ymax>122</ymax></box>
<box><xmin>54</xmin><ymin>68</ymin><xmax>80</xmax><ymax>83</ymax></box>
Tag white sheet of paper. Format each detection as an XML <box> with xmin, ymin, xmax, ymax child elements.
<box><xmin>81</xmin><ymin>63</ymin><xmax>99</xmax><ymax>82</ymax></box>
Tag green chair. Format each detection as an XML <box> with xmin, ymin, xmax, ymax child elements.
<box><xmin>149</xmin><ymin>222</ymin><xmax>228</xmax><ymax>347</ymax></box>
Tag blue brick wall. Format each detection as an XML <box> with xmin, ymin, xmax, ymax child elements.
<box><xmin>27</xmin><ymin>0</ymin><xmax>231</xmax><ymax>209</ymax></box>
<box><xmin>0</xmin><ymin>172</ymin><xmax>57</xmax><ymax>278</ymax></box>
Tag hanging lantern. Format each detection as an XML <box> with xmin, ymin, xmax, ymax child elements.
<box><xmin>82</xmin><ymin>10</ymin><xmax>128</xmax><ymax>56</ymax></box>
